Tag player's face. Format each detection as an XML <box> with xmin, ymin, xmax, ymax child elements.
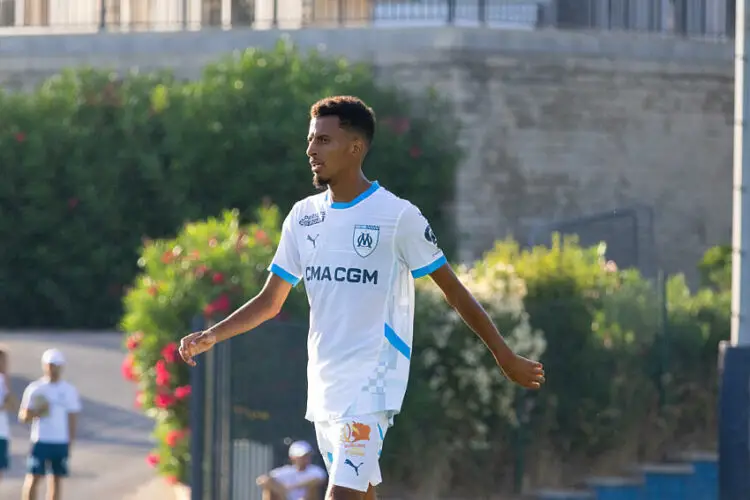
<box><xmin>307</xmin><ymin>116</ymin><xmax>358</xmax><ymax>190</ymax></box>
<box><xmin>291</xmin><ymin>454</ymin><xmax>311</xmax><ymax>470</ymax></box>
<box><xmin>43</xmin><ymin>363</ymin><xmax>62</xmax><ymax>380</ymax></box>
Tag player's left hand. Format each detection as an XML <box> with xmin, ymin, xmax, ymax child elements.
<box><xmin>500</xmin><ymin>354</ymin><xmax>545</xmax><ymax>390</ymax></box>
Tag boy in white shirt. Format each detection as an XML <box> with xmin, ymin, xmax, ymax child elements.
<box><xmin>0</xmin><ymin>347</ymin><xmax>17</xmax><ymax>482</ymax></box>
<box><xmin>18</xmin><ymin>349</ymin><xmax>82</xmax><ymax>500</ymax></box>
<box><xmin>257</xmin><ymin>441</ymin><xmax>327</xmax><ymax>500</ymax></box>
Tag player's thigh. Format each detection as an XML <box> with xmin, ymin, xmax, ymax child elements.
<box><xmin>27</xmin><ymin>442</ymin><xmax>49</xmax><ymax>476</ymax></box>
<box><xmin>324</xmin><ymin>413</ymin><xmax>389</xmax><ymax>493</ymax></box>
<box><xmin>0</xmin><ymin>438</ymin><xmax>9</xmax><ymax>471</ymax></box>
<box><xmin>49</xmin><ymin>444</ymin><xmax>70</xmax><ymax>477</ymax></box>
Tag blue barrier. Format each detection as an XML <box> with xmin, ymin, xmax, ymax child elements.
<box><xmin>535</xmin><ymin>489</ymin><xmax>594</xmax><ymax>500</ymax></box>
<box><xmin>639</xmin><ymin>464</ymin><xmax>694</xmax><ymax>500</ymax></box>
<box><xmin>586</xmin><ymin>476</ymin><xmax>643</xmax><ymax>500</ymax></box>
<box><xmin>678</xmin><ymin>452</ymin><xmax>718</xmax><ymax>500</ymax></box>
<box><xmin>718</xmin><ymin>342</ymin><xmax>750</xmax><ymax>500</ymax></box>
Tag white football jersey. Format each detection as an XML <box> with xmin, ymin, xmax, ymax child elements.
<box><xmin>269</xmin><ymin>181</ymin><xmax>446</xmax><ymax>422</ymax></box>
<box><xmin>20</xmin><ymin>379</ymin><xmax>82</xmax><ymax>444</ymax></box>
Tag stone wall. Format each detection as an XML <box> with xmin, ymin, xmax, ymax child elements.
<box><xmin>0</xmin><ymin>27</ymin><xmax>733</xmax><ymax>281</ymax></box>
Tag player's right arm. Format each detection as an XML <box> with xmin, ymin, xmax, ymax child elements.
<box><xmin>180</xmin><ymin>204</ymin><xmax>303</xmax><ymax>367</ymax></box>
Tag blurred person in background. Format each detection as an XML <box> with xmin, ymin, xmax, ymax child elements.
<box><xmin>18</xmin><ymin>349</ymin><xmax>82</xmax><ymax>500</ymax></box>
<box><xmin>256</xmin><ymin>440</ymin><xmax>327</xmax><ymax>500</ymax></box>
<box><xmin>0</xmin><ymin>346</ymin><xmax>18</xmax><ymax>483</ymax></box>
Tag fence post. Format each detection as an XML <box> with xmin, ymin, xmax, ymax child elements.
<box><xmin>98</xmin><ymin>0</ymin><xmax>107</xmax><ymax>31</ymax></box>
<box><xmin>190</xmin><ymin>316</ymin><xmax>206</xmax><ymax>500</ymax></box>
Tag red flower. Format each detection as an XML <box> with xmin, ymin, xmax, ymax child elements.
<box><xmin>155</xmin><ymin>360</ymin><xmax>171</xmax><ymax>387</ymax></box>
<box><xmin>154</xmin><ymin>393</ymin><xmax>176</xmax><ymax>409</ymax></box>
<box><xmin>147</xmin><ymin>285</ymin><xmax>158</xmax><ymax>297</ymax></box>
<box><xmin>15</xmin><ymin>132</ymin><xmax>25</xmax><ymax>142</ymax></box>
<box><xmin>212</xmin><ymin>272</ymin><xmax>224</xmax><ymax>285</ymax></box>
<box><xmin>121</xmin><ymin>354</ymin><xmax>137</xmax><ymax>382</ymax></box>
<box><xmin>409</xmin><ymin>146</ymin><xmax>422</xmax><ymax>159</ymax></box>
<box><xmin>161</xmin><ymin>343</ymin><xmax>178</xmax><ymax>364</ymax></box>
<box><xmin>203</xmin><ymin>294</ymin><xmax>230</xmax><ymax>317</ymax></box>
<box><xmin>174</xmin><ymin>385</ymin><xmax>192</xmax><ymax>400</ymax></box>
<box><xmin>194</xmin><ymin>265</ymin><xmax>209</xmax><ymax>278</ymax></box>
<box><xmin>126</xmin><ymin>332</ymin><xmax>142</xmax><ymax>351</ymax></box>
<box><xmin>164</xmin><ymin>475</ymin><xmax>179</xmax><ymax>485</ymax></box>
<box><xmin>146</xmin><ymin>452</ymin><xmax>160</xmax><ymax>467</ymax></box>
<box><xmin>165</xmin><ymin>429</ymin><xmax>186</xmax><ymax>447</ymax></box>
<box><xmin>161</xmin><ymin>251</ymin><xmax>174</xmax><ymax>264</ymax></box>
<box><xmin>254</xmin><ymin>229</ymin><xmax>270</xmax><ymax>246</ymax></box>
<box><xmin>135</xmin><ymin>391</ymin><xmax>145</xmax><ymax>409</ymax></box>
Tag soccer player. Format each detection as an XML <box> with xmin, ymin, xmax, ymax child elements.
<box><xmin>256</xmin><ymin>440</ymin><xmax>327</xmax><ymax>500</ymax></box>
<box><xmin>0</xmin><ymin>347</ymin><xmax>17</xmax><ymax>483</ymax></box>
<box><xmin>179</xmin><ymin>95</ymin><xmax>546</xmax><ymax>500</ymax></box>
<box><xmin>19</xmin><ymin>349</ymin><xmax>82</xmax><ymax>500</ymax></box>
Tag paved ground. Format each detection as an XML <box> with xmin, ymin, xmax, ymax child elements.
<box><xmin>0</xmin><ymin>332</ymin><xmax>175</xmax><ymax>500</ymax></box>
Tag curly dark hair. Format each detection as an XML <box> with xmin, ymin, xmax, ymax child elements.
<box><xmin>310</xmin><ymin>95</ymin><xmax>376</xmax><ymax>146</ymax></box>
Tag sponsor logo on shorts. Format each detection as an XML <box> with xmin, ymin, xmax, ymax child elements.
<box><xmin>344</xmin><ymin>459</ymin><xmax>364</xmax><ymax>476</ymax></box>
<box><xmin>339</xmin><ymin>422</ymin><xmax>371</xmax><ymax>457</ymax></box>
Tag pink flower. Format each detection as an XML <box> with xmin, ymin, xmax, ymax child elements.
<box><xmin>161</xmin><ymin>343</ymin><xmax>178</xmax><ymax>364</ymax></box>
<box><xmin>154</xmin><ymin>393</ymin><xmax>176</xmax><ymax>409</ymax></box>
<box><xmin>164</xmin><ymin>475</ymin><xmax>179</xmax><ymax>485</ymax></box>
<box><xmin>146</xmin><ymin>452</ymin><xmax>160</xmax><ymax>467</ymax></box>
<box><xmin>126</xmin><ymin>332</ymin><xmax>142</xmax><ymax>351</ymax></box>
<box><xmin>155</xmin><ymin>360</ymin><xmax>171</xmax><ymax>387</ymax></box>
<box><xmin>121</xmin><ymin>354</ymin><xmax>137</xmax><ymax>382</ymax></box>
<box><xmin>212</xmin><ymin>272</ymin><xmax>225</xmax><ymax>285</ymax></box>
<box><xmin>203</xmin><ymin>294</ymin><xmax>230</xmax><ymax>317</ymax></box>
<box><xmin>174</xmin><ymin>385</ymin><xmax>192</xmax><ymax>400</ymax></box>
<box><xmin>165</xmin><ymin>429</ymin><xmax>186</xmax><ymax>447</ymax></box>
<box><xmin>135</xmin><ymin>391</ymin><xmax>146</xmax><ymax>409</ymax></box>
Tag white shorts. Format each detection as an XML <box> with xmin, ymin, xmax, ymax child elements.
<box><xmin>314</xmin><ymin>412</ymin><xmax>391</xmax><ymax>492</ymax></box>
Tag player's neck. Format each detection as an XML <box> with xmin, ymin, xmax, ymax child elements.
<box><xmin>327</xmin><ymin>172</ymin><xmax>372</xmax><ymax>204</ymax></box>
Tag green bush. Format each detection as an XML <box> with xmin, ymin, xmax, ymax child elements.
<box><xmin>120</xmin><ymin>207</ymin><xmax>307</xmax><ymax>484</ymax></box>
<box><xmin>383</xmin><ymin>254</ymin><xmax>545</xmax><ymax>493</ymax></box>
<box><xmin>1</xmin><ymin>40</ymin><xmax>460</xmax><ymax>329</ymax></box>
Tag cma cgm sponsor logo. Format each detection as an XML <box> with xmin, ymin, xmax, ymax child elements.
<box><xmin>305</xmin><ymin>266</ymin><xmax>378</xmax><ymax>285</ymax></box>
<box><xmin>299</xmin><ymin>211</ymin><xmax>326</xmax><ymax>227</ymax></box>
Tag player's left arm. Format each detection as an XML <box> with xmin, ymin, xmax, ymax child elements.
<box><xmin>395</xmin><ymin>204</ymin><xmax>545</xmax><ymax>390</ymax></box>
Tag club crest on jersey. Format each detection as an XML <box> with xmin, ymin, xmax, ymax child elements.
<box><xmin>353</xmin><ymin>224</ymin><xmax>380</xmax><ymax>258</ymax></box>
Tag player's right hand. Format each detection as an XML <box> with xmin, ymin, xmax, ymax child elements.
<box><xmin>179</xmin><ymin>330</ymin><xmax>217</xmax><ymax>366</ymax></box>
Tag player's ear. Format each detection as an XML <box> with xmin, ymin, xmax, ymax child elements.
<box><xmin>351</xmin><ymin>139</ymin><xmax>363</xmax><ymax>155</ymax></box>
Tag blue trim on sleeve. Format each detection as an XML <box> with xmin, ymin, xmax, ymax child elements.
<box><xmin>330</xmin><ymin>181</ymin><xmax>380</xmax><ymax>209</ymax></box>
<box><xmin>411</xmin><ymin>255</ymin><xmax>447</xmax><ymax>279</ymax></box>
<box><xmin>269</xmin><ymin>263</ymin><xmax>301</xmax><ymax>286</ymax></box>
<box><xmin>384</xmin><ymin>323</ymin><xmax>411</xmax><ymax>360</ymax></box>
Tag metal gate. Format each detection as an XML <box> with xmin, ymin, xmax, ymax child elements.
<box><xmin>190</xmin><ymin>318</ymin><xmax>319</xmax><ymax>500</ymax></box>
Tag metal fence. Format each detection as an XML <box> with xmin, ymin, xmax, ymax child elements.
<box><xmin>0</xmin><ymin>0</ymin><xmax>735</xmax><ymax>38</ymax></box>
<box><xmin>190</xmin><ymin>318</ymin><xmax>321</xmax><ymax>500</ymax></box>
<box><xmin>526</xmin><ymin>205</ymin><xmax>658</xmax><ymax>280</ymax></box>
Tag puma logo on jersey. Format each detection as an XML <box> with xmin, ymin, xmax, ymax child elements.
<box><xmin>307</xmin><ymin>234</ymin><xmax>320</xmax><ymax>248</ymax></box>
<box><xmin>344</xmin><ymin>459</ymin><xmax>364</xmax><ymax>476</ymax></box>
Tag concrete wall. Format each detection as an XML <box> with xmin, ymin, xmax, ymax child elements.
<box><xmin>0</xmin><ymin>28</ymin><xmax>733</xmax><ymax>281</ymax></box>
